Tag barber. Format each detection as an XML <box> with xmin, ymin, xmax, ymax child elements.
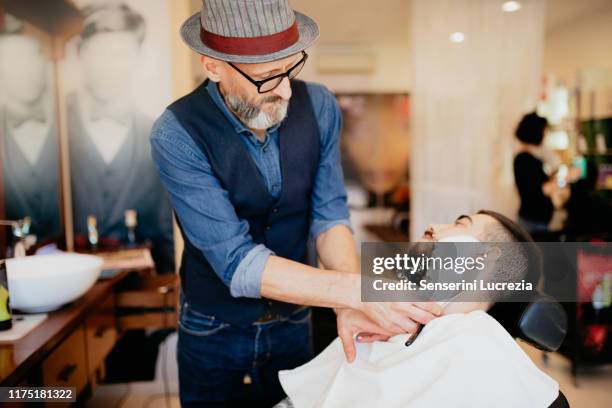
<box><xmin>151</xmin><ymin>1</ymin><xmax>441</xmax><ymax>405</ymax></box>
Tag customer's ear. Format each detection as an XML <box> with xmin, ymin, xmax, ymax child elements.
<box><xmin>478</xmin><ymin>246</ymin><xmax>502</xmax><ymax>281</ymax></box>
<box><xmin>201</xmin><ymin>55</ymin><xmax>222</xmax><ymax>82</ymax></box>
<box><xmin>484</xmin><ymin>246</ymin><xmax>502</xmax><ymax>262</ymax></box>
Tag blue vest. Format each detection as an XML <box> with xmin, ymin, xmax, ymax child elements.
<box><xmin>167</xmin><ymin>80</ymin><xmax>320</xmax><ymax>327</ymax></box>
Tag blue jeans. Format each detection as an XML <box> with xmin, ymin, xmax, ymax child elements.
<box><xmin>177</xmin><ymin>300</ymin><xmax>313</xmax><ymax>407</ymax></box>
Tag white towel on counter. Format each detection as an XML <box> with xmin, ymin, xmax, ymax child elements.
<box><xmin>279</xmin><ymin>310</ymin><xmax>558</xmax><ymax>408</ymax></box>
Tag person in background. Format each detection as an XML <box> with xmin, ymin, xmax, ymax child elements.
<box><xmin>513</xmin><ymin>112</ymin><xmax>576</xmax><ymax>235</ymax></box>
<box><xmin>67</xmin><ymin>2</ymin><xmax>173</xmax><ymax>272</ymax></box>
<box><xmin>0</xmin><ymin>21</ymin><xmax>62</xmax><ymax>244</ymax></box>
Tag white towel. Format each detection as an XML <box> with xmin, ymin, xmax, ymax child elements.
<box><xmin>279</xmin><ymin>310</ymin><xmax>559</xmax><ymax>408</ymax></box>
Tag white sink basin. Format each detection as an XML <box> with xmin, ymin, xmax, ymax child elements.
<box><xmin>6</xmin><ymin>253</ymin><xmax>103</xmax><ymax>313</ymax></box>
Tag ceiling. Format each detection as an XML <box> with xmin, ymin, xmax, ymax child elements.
<box><xmin>545</xmin><ymin>0</ymin><xmax>612</xmax><ymax>33</ymax></box>
<box><xmin>288</xmin><ymin>0</ymin><xmax>411</xmax><ymax>44</ymax></box>
<box><xmin>191</xmin><ymin>0</ymin><xmax>612</xmax><ymax>42</ymax></box>
<box><xmin>292</xmin><ymin>0</ymin><xmax>612</xmax><ymax>43</ymax></box>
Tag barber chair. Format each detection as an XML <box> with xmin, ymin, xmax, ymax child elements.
<box><xmin>488</xmin><ymin>293</ymin><xmax>570</xmax><ymax>408</ymax></box>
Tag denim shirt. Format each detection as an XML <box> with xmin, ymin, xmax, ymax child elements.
<box><xmin>151</xmin><ymin>80</ymin><xmax>351</xmax><ymax>298</ymax></box>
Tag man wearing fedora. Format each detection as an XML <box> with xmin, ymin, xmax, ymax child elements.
<box><xmin>151</xmin><ymin>0</ymin><xmax>441</xmax><ymax>405</ymax></box>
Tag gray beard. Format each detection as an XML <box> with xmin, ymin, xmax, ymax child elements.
<box><xmin>225</xmin><ymin>93</ymin><xmax>289</xmax><ymax>130</ymax></box>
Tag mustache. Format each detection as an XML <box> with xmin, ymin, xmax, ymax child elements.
<box><xmin>224</xmin><ymin>90</ymin><xmax>289</xmax><ymax>129</ymax></box>
<box><xmin>259</xmin><ymin>95</ymin><xmax>283</xmax><ymax>105</ymax></box>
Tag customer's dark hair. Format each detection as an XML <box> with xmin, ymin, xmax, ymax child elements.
<box><xmin>80</xmin><ymin>3</ymin><xmax>145</xmax><ymax>46</ymax></box>
<box><xmin>478</xmin><ymin>210</ymin><xmax>544</xmax><ymax>336</ymax></box>
<box><xmin>477</xmin><ymin>209</ymin><xmax>534</xmax><ymax>243</ymax></box>
<box><xmin>515</xmin><ymin>112</ymin><xmax>548</xmax><ymax>146</ymax></box>
<box><xmin>477</xmin><ymin>209</ymin><xmax>542</xmax><ymax>288</ymax></box>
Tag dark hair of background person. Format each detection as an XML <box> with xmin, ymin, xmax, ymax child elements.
<box><xmin>515</xmin><ymin>112</ymin><xmax>548</xmax><ymax>146</ymax></box>
<box><xmin>477</xmin><ymin>210</ymin><xmax>544</xmax><ymax>336</ymax></box>
<box><xmin>80</xmin><ymin>3</ymin><xmax>146</xmax><ymax>45</ymax></box>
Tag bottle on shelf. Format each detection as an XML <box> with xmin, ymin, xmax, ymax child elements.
<box><xmin>124</xmin><ymin>209</ymin><xmax>138</xmax><ymax>246</ymax></box>
<box><xmin>87</xmin><ymin>215</ymin><xmax>99</xmax><ymax>251</ymax></box>
<box><xmin>595</xmin><ymin>133</ymin><xmax>607</xmax><ymax>154</ymax></box>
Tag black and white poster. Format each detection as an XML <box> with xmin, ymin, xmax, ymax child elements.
<box><xmin>62</xmin><ymin>0</ymin><xmax>175</xmax><ymax>271</ymax></box>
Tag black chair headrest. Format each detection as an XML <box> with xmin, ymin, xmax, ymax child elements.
<box><xmin>487</xmin><ymin>294</ymin><xmax>567</xmax><ymax>352</ymax></box>
<box><xmin>517</xmin><ymin>294</ymin><xmax>567</xmax><ymax>352</ymax></box>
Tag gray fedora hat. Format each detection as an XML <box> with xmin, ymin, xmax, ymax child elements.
<box><xmin>181</xmin><ymin>0</ymin><xmax>319</xmax><ymax>63</ymax></box>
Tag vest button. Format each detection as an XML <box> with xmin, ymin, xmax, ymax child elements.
<box><xmin>265</xmin><ymin>225</ymin><xmax>271</xmax><ymax>231</ymax></box>
<box><xmin>272</xmin><ymin>208</ymin><xmax>278</xmax><ymax>213</ymax></box>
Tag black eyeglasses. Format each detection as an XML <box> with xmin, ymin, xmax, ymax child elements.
<box><xmin>228</xmin><ymin>51</ymin><xmax>308</xmax><ymax>93</ymax></box>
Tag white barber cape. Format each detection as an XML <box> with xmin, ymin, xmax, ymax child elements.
<box><xmin>279</xmin><ymin>310</ymin><xmax>559</xmax><ymax>408</ymax></box>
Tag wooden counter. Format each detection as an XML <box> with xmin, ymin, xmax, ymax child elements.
<box><xmin>0</xmin><ymin>271</ymin><xmax>127</xmax><ymax>387</ymax></box>
<box><xmin>0</xmin><ymin>265</ymin><xmax>178</xmax><ymax>408</ymax></box>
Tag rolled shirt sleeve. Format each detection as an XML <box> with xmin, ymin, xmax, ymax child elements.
<box><xmin>306</xmin><ymin>83</ymin><xmax>352</xmax><ymax>240</ymax></box>
<box><xmin>150</xmin><ymin>110</ymin><xmax>268</xmax><ymax>298</ymax></box>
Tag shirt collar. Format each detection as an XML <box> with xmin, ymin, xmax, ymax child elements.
<box><xmin>205</xmin><ymin>80</ymin><xmax>282</xmax><ymax>140</ymax></box>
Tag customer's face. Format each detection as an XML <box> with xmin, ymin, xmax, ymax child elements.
<box><xmin>0</xmin><ymin>35</ymin><xmax>46</xmax><ymax>104</ymax></box>
<box><xmin>212</xmin><ymin>53</ymin><xmax>300</xmax><ymax>129</ymax></box>
<box><xmin>419</xmin><ymin>213</ymin><xmax>496</xmax><ymax>242</ymax></box>
<box><xmin>420</xmin><ymin>213</ymin><xmax>498</xmax><ymax>314</ymax></box>
<box><xmin>79</xmin><ymin>31</ymin><xmax>140</xmax><ymax>103</ymax></box>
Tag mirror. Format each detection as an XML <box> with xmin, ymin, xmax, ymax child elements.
<box><xmin>0</xmin><ymin>1</ymin><xmax>175</xmax><ymax>272</ymax></box>
<box><xmin>0</xmin><ymin>14</ymin><xmax>63</xmax><ymax>255</ymax></box>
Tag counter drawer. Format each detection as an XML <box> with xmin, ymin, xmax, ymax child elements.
<box><xmin>85</xmin><ymin>295</ymin><xmax>117</xmax><ymax>374</ymax></box>
<box><xmin>41</xmin><ymin>325</ymin><xmax>88</xmax><ymax>393</ymax></box>
<box><xmin>116</xmin><ymin>274</ymin><xmax>179</xmax><ymax>330</ymax></box>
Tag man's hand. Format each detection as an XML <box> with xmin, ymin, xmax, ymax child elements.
<box><xmin>260</xmin><ymin>258</ymin><xmax>442</xmax><ymax>334</ymax></box>
<box><xmin>337</xmin><ymin>308</ymin><xmax>397</xmax><ymax>363</ymax></box>
<box><xmin>357</xmin><ymin>301</ymin><xmax>443</xmax><ymax>335</ymax></box>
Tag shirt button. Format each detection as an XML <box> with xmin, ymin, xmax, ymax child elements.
<box><xmin>265</xmin><ymin>225</ymin><xmax>271</xmax><ymax>231</ymax></box>
<box><xmin>263</xmin><ymin>146</ymin><xmax>269</xmax><ymax>153</ymax></box>
<box><xmin>272</xmin><ymin>208</ymin><xmax>279</xmax><ymax>213</ymax></box>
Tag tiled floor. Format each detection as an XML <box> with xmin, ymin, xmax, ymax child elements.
<box><xmin>87</xmin><ymin>332</ymin><xmax>612</xmax><ymax>408</ymax></box>
<box><xmin>520</xmin><ymin>342</ymin><xmax>612</xmax><ymax>408</ymax></box>
<box><xmin>87</xmin><ymin>385</ymin><xmax>180</xmax><ymax>408</ymax></box>
<box><xmin>87</xmin><ymin>333</ymin><xmax>180</xmax><ymax>408</ymax></box>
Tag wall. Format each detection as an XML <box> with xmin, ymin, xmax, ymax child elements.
<box><xmin>409</xmin><ymin>0</ymin><xmax>546</xmax><ymax>236</ymax></box>
<box><xmin>293</xmin><ymin>0</ymin><xmax>411</xmax><ymax>93</ymax></box>
<box><xmin>543</xmin><ymin>6</ymin><xmax>612</xmax><ymax>88</ymax></box>
<box><xmin>185</xmin><ymin>0</ymin><xmax>612</xmax><ymax>96</ymax></box>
